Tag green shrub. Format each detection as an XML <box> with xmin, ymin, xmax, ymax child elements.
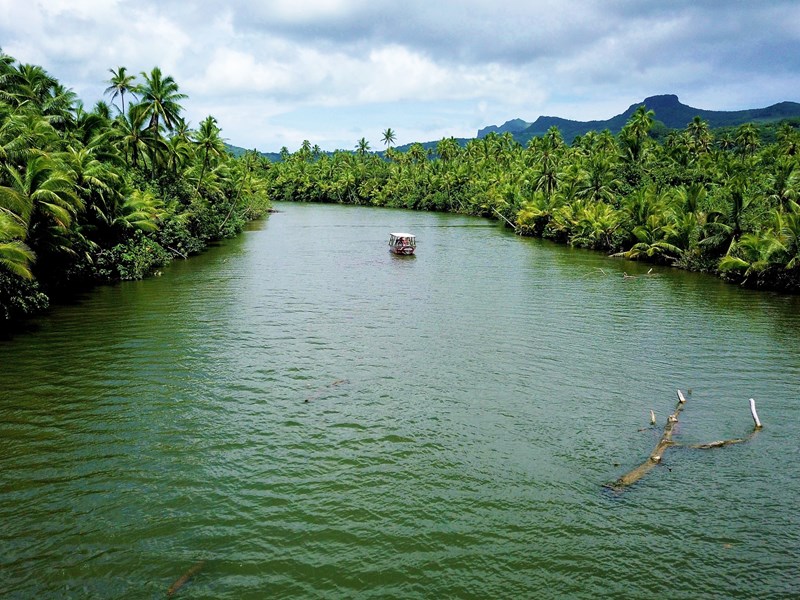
<box><xmin>0</xmin><ymin>271</ymin><xmax>50</xmax><ymax>324</ymax></box>
<box><xmin>94</xmin><ymin>230</ymin><xmax>170</xmax><ymax>281</ymax></box>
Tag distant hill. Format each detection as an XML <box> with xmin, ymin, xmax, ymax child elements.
<box><xmin>225</xmin><ymin>143</ymin><xmax>282</xmax><ymax>162</ymax></box>
<box><xmin>477</xmin><ymin>118</ymin><xmax>532</xmax><ymax>138</ymax></box>
<box><xmin>480</xmin><ymin>94</ymin><xmax>800</xmax><ymax>144</ymax></box>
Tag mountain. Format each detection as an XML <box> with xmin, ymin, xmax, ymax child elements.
<box><xmin>231</xmin><ymin>95</ymin><xmax>800</xmax><ymax>158</ymax></box>
<box><xmin>477</xmin><ymin>118</ymin><xmax>532</xmax><ymax>138</ymax></box>
<box><xmin>480</xmin><ymin>94</ymin><xmax>800</xmax><ymax>144</ymax></box>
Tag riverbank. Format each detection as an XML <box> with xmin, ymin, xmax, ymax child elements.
<box><xmin>0</xmin><ymin>52</ymin><xmax>271</xmax><ymax>329</ymax></box>
<box><xmin>263</xmin><ymin>114</ymin><xmax>800</xmax><ymax>293</ymax></box>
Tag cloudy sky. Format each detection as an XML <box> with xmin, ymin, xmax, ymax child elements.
<box><xmin>2</xmin><ymin>0</ymin><xmax>799</xmax><ymax>152</ymax></box>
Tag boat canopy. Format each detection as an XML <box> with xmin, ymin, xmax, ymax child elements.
<box><xmin>389</xmin><ymin>233</ymin><xmax>416</xmax><ymax>247</ymax></box>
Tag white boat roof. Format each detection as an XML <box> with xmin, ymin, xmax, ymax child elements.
<box><xmin>390</xmin><ymin>232</ymin><xmax>415</xmax><ymax>237</ymax></box>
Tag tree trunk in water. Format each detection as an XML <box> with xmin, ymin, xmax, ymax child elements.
<box><xmin>608</xmin><ymin>392</ymin><xmax>762</xmax><ymax>492</ymax></box>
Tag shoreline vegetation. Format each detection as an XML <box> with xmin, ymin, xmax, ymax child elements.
<box><xmin>0</xmin><ymin>51</ymin><xmax>271</xmax><ymax>330</ymax></box>
<box><xmin>3</xmin><ymin>53</ymin><xmax>799</xmax><ymax>330</ymax></box>
<box><xmin>264</xmin><ymin>111</ymin><xmax>800</xmax><ymax>294</ymax></box>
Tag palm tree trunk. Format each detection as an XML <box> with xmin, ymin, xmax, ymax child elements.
<box><xmin>195</xmin><ymin>148</ymin><xmax>209</xmax><ymax>197</ymax></box>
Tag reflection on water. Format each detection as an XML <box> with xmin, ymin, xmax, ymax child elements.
<box><xmin>1</xmin><ymin>202</ymin><xmax>799</xmax><ymax>598</ymax></box>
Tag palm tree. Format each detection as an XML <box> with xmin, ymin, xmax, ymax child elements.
<box><xmin>0</xmin><ymin>239</ymin><xmax>35</xmax><ymax>279</ymax></box>
<box><xmin>570</xmin><ymin>201</ymin><xmax>619</xmax><ymax>250</ymax></box>
<box><xmin>766</xmin><ymin>159</ymin><xmax>799</xmax><ymax>210</ymax></box>
<box><xmin>135</xmin><ymin>67</ymin><xmax>186</xmax><ymax>137</ymax></box>
<box><xmin>114</xmin><ymin>189</ymin><xmax>164</xmax><ymax>233</ymax></box>
<box><xmin>686</xmin><ymin>116</ymin><xmax>712</xmax><ymax>153</ymax></box>
<box><xmin>41</xmin><ymin>83</ymin><xmax>79</xmax><ymax>130</ymax></box>
<box><xmin>620</xmin><ymin>105</ymin><xmax>655</xmax><ymax>163</ymax></box>
<box><xmin>0</xmin><ymin>209</ymin><xmax>35</xmax><ymax>278</ymax></box>
<box><xmin>734</xmin><ymin>124</ymin><xmax>760</xmax><ymax>156</ymax></box>
<box><xmin>774</xmin><ymin>201</ymin><xmax>800</xmax><ymax>269</ymax></box>
<box><xmin>355</xmin><ymin>137</ymin><xmax>370</xmax><ymax>157</ymax></box>
<box><xmin>193</xmin><ymin>115</ymin><xmax>226</xmax><ymax>197</ymax></box>
<box><xmin>0</xmin><ymin>108</ymin><xmax>59</xmax><ymax>167</ymax></box>
<box><xmin>56</xmin><ymin>143</ymin><xmax>123</xmax><ymax>236</ymax></box>
<box><xmin>575</xmin><ymin>155</ymin><xmax>620</xmax><ymax>203</ymax></box>
<box><xmin>777</xmin><ymin>123</ymin><xmax>799</xmax><ymax>157</ymax></box>
<box><xmin>105</xmin><ymin>66</ymin><xmax>137</xmax><ymax>116</ymax></box>
<box><xmin>0</xmin><ymin>155</ymin><xmax>82</xmax><ymax>257</ymax></box>
<box><xmin>110</xmin><ymin>103</ymin><xmax>151</xmax><ymax>168</ymax></box>
<box><xmin>9</xmin><ymin>63</ymin><xmax>58</xmax><ymax>107</ymax></box>
<box><xmin>516</xmin><ymin>190</ymin><xmax>564</xmax><ymax>235</ymax></box>
<box><xmin>719</xmin><ymin>232</ymin><xmax>783</xmax><ymax>284</ymax></box>
<box><xmin>612</xmin><ymin>213</ymin><xmax>683</xmax><ymax>264</ymax></box>
<box><xmin>381</xmin><ymin>128</ymin><xmax>396</xmax><ymax>148</ymax></box>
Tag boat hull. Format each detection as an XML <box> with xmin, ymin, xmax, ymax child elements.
<box><xmin>390</xmin><ymin>246</ymin><xmax>415</xmax><ymax>255</ymax></box>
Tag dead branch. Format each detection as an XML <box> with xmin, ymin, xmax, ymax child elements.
<box><xmin>608</xmin><ymin>392</ymin><xmax>762</xmax><ymax>492</ymax></box>
<box><xmin>492</xmin><ymin>207</ymin><xmax>519</xmax><ymax>233</ymax></box>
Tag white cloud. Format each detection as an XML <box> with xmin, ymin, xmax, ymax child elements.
<box><xmin>268</xmin><ymin>0</ymin><xmax>369</xmax><ymax>22</ymax></box>
<box><xmin>1</xmin><ymin>0</ymin><xmax>798</xmax><ymax>151</ymax></box>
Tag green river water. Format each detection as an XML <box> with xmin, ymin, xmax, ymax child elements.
<box><xmin>1</xmin><ymin>201</ymin><xmax>799</xmax><ymax>598</ymax></box>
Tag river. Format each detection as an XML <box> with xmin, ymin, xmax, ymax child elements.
<box><xmin>1</xmin><ymin>201</ymin><xmax>799</xmax><ymax>598</ymax></box>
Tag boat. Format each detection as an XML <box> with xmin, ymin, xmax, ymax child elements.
<box><xmin>389</xmin><ymin>232</ymin><xmax>416</xmax><ymax>255</ymax></box>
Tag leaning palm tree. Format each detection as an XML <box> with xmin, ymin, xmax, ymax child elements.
<box><xmin>105</xmin><ymin>66</ymin><xmax>137</xmax><ymax>116</ymax></box>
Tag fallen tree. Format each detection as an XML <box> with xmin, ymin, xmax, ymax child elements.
<box><xmin>608</xmin><ymin>391</ymin><xmax>762</xmax><ymax>492</ymax></box>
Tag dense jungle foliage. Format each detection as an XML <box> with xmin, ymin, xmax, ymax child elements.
<box><xmin>3</xmin><ymin>51</ymin><xmax>799</xmax><ymax>328</ymax></box>
<box><xmin>265</xmin><ymin>110</ymin><xmax>800</xmax><ymax>292</ymax></box>
<box><xmin>0</xmin><ymin>51</ymin><xmax>271</xmax><ymax>326</ymax></box>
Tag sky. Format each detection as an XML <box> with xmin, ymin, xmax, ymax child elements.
<box><xmin>2</xmin><ymin>0</ymin><xmax>799</xmax><ymax>152</ymax></box>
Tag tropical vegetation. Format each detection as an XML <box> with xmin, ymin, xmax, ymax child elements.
<box><xmin>0</xmin><ymin>50</ymin><xmax>271</xmax><ymax>326</ymax></box>
<box><xmin>265</xmin><ymin>107</ymin><xmax>800</xmax><ymax>292</ymax></box>
<box><xmin>3</xmin><ymin>51</ymin><xmax>799</xmax><ymax>330</ymax></box>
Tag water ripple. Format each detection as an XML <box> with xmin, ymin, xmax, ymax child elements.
<box><xmin>1</xmin><ymin>203</ymin><xmax>799</xmax><ymax>598</ymax></box>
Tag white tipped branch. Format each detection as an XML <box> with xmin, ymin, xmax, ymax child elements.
<box><xmin>609</xmin><ymin>392</ymin><xmax>763</xmax><ymax>492</ymax></box>
<box><xmin>749</xmin><ymin>398</ymin><xmax>762</xmax><ymax>429</ymax></box>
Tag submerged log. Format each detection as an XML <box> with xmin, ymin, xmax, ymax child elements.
<box><xmin>685</xmin><ymin>399</ymin><xmax>763</xmax><ymax>449</ymax></box>
<box><xmin>690</xmin><ymin>438</ymin><xmax>747</xmax><ymax>449</ymax></box>
<box><xmin>609</xmin><ymin>390</ymin><xmax>687</xmax><ymax>490</ymax></box>
<box><xmin>167</xmin><ymin>560</ymin><xmax>206</xmax><ymax>597</ymax></box>
<box><xmin>608</xmin><ymin>393</ymin><xmax>763</xmax><ymax>492</ymax></box>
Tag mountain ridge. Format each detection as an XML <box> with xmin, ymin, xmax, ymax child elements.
<box><xmin>229</xmin><ymin>94</ymin><xmax>800</xmax><ymax>158</ymax></box>
<box><xmin>479</xmin><ymin>94</ymin><xmax>800</xmax><ymax>143</ymax></box>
